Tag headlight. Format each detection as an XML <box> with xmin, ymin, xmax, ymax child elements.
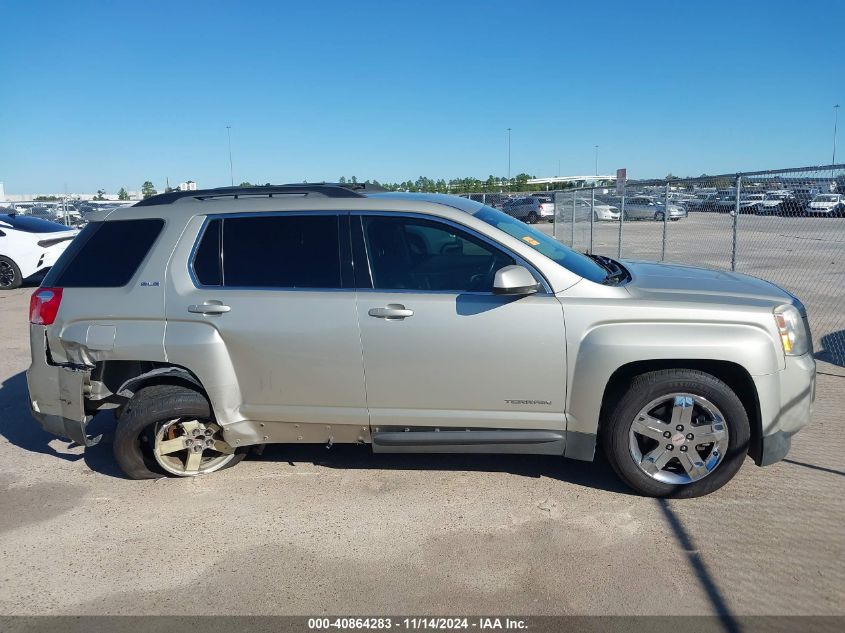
<box><xmin>773</xmin><ymin>304</ymin><xmax>809</xmax><ymax>356</ymax></box>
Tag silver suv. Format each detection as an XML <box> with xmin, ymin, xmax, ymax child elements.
<box><xmin>502</xmin><ymin>196</ymin><xmax>555</xmax><ymax>223</ymax></box>
<box><xmin>26</xmin><ymin>184</ymin><xmax>815</xmax><ymax>497</ymax></box>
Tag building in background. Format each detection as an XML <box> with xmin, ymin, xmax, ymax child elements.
<box><xmin>178</xmin><ymin>180</ymin><xmax>197</xmax><ymax>191</ymax></box>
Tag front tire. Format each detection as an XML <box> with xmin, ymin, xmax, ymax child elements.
<box><xmin>601</xmin><ymin>369</ymin><xmax>750</xmax><ymax>498</ymax></box>
<box><xmin>526</xmin><ymin>211</ymin><xmax>538</xmax><ymax>224</ymax></box>
<box><xmin>654</xmin><ymin>212</ymin><xmax>665</xmax><ymax>222</ymax></box>
<box><xmin>0</xmin><ymin>256</ymin><xmax>22</xmax><ymax>290</ymax></box>
<box><xmin>114</xmin><ymin>384</ymin><xmax>246</xmax><ymax>479</ymax></box>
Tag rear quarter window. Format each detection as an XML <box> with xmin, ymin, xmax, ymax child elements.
<box><xmin>43</xmin><ymin>219</ymin><xmax>164</xmax><ymax>288</ymax></box>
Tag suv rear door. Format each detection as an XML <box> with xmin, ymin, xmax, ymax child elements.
<box><xmin>164</xmin><ymin>211</ymin><xmax>368</xmax><ymax>434</ymax></box>
<box><xmin>352</xmin><ymin>212</ymin><xmax>567</xmax><ymax>450</ymax></box>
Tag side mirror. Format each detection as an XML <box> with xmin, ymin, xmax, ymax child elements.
<box><xmin>492</xmin><ymin>265</ymin><xmax>540</xmax><ymax>296</ymax></box>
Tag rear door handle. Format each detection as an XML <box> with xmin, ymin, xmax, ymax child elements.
<box><xmin>188</xmin><ymin>301</ymin><xmax>231</xmax><ymax>315</ymax></box>
<box><xmin>368</xmin><ymin>304</ymin><xmax>414</xmax><ymax>320</ymax></box>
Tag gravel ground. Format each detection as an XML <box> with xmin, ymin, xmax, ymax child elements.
<box><xmin>0</xmin><ymin>272</ymin><xmax>843</xmax><ymax>616</ymax></box>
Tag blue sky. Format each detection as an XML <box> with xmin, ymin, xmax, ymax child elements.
<box><xmin>1</xmin><ymin>0</ymin><xmax>843</xmax><ymax>193</ymax></box>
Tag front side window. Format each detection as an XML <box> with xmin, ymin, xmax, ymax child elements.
<box><xmin>362</xmin><ymin>216</ymin><xmax>514</xmax><ymax>292</ymax></box>
<box><xmin>192</xmin><ymin>214</ymin><xmax>341</xmax><ymax>288</ymax></box>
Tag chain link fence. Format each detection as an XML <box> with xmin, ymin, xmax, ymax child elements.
<box><xmin>543</xmin><ymin>165</ymin><xmax>845</xmax><ymax>373</ymax></box>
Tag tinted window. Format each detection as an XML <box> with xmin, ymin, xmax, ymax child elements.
<box><xmin>43</xmin><ymin>219</ymin><xmax>164</xmax><ymax>288</ymax></box>
<box><xmin>362</xmin><ymin>216</ymin><xmax>514</xmax><ymax>292</ymax></box>
<box><xmin>222</xmin><ymin>215</ymin><xmax>341</xmax><ymax>288</ymax></box>
<box><xmin>473</xmin><ymin>206</ymin><xmax>607</xmax><ymax>283</ymax></box>
<box><xmin>192</xmin><ymin>219</ymin><xmax>222</xmax><ymax>286</ymax></box>
<box><xmin>0</xmin><ymin>214</ymin><xmax>69</xmax><ymax>233</ymax></box>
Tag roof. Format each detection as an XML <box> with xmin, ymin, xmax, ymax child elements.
<box><xmin>134</xmin><ymin>182</ymin><xmax>384</xmax><ymax>206</ymax></box>
<box><xmin>129</xmin><ymin>183</ymin><xmax>486</xmax><ymax>216</ymax></box>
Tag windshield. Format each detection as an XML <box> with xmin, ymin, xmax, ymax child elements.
<box><xmin>815</xmin><ymin>195</ymin><xmax>837</xmax><ymax>202</ymax></box>
<box><xmin>473</xmin><ymin>206</ymin><xmax>608</xmax><ymax>283</ymax></box>
<box><xmin>0</xmin><ymin>214</ymin><xmax>70</xmax><ymax>233</ymax></box>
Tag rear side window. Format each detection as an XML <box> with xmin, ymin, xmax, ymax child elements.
<box><xmin>192</xmin><ymin>219</ymin><xmax>222</xmax><ymax>286</ymax></box>
<box><xmin>43</xmin><ymin>219</ymin><xmax>164</xmax><ymax>288</ymax></box>
<box><xmin>193</xmin><ymin>214</ymin><xmax>341</xmax><ymax>288</ymax></box>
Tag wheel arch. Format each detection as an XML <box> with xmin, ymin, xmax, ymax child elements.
<box><xmin>89</xmin><ymin>360</ymin><xmax>208</xmax><ymax>414</ymax></box>
<box><xmin>597</xmin><ymin>359</ymin><xmax>762</xmax><ymax>464</ymax></box>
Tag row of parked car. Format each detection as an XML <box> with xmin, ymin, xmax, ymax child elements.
<box><xmin>497</xmin><ymin>194</ymin><xmax>686</xmax><ymax>223</ymax></box>
<box><xmin>3</xmin><ymin>200</ymin><xmax>140</xmax><ymax>228</ymax></box>
<box><xmin>492</xmin><ymin>188</ymin><xmax>843</xmax><ymax>224</ymax></box>
<box><xmin>682</xmin><ymin>190</ymin><xmax>845</xmax><ymax>217</ymax></box>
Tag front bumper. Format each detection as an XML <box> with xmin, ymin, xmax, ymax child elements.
<box><xmin>26</xmin><ymin>326</ymin><xmax>98</xmax><ymax>447</ymax></box>
<box><xmin>753</xmin><ymin>352</ymin><xmax>816</xmax><ymax>466</ymax></box>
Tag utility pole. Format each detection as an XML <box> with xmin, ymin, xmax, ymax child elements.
<box><xmin>833</xmin><ymin>105</ymin><xmax>840</xmax><ymax>166</ymax></box>
<box><xmin>594</xmin><ymin>145</ymin><xmax>599</xmax><ymax>176</ymax></box>
<box><xmin>226</xmin><ymin>125</ymin><xmax>234</xmax><ymax>186</ymax></box>
<box><xmin>507</xmin><ymin>128</ymin><xmax>512</xmax><ymax>186</ymax></box>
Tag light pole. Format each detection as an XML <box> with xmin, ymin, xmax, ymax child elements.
<box><xmin>594</xmin><ymin>145</ymin><xmax>599</xmax><ymax>176</ymax></box>
<box><xmin>833</xmin><ymin>105</ymin><xmax>840</xmax><ymax>166</ymax></box>
<box><xmin>226</xmin><ymin>125</ymin><xmax>234</xmax><ymax>186</ymax></box>
<box><xmin>506</xmin><ymin>128</ymin><xmax>512</xmax><ymax>188</ymax></box>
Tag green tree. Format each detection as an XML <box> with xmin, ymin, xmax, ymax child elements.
<box><xmin>141</xmin><ymin>181</ymin><xmax>157</xmax><ymax>199</ymax></box>
<box><xmin>117</xmin><ymin>187</ymin><xmax>129</xmax><ymax>200</ymax></box>
<box><xmin>94</xmin><ymin>189</ymin><xmax>107</xmax><ymax>201</ymax></box>
<box><xmin>34</xmin><ymin>195</ymin><xmax>60</xmax><ymax>201</ymax></box>
<box><xmin>239</xmin><ymin>181</ymin><xmax>254</xmax><ymax>187</ymax></box>
<box><xmin>338</xmin><ymin>176</ymin><xmax>347</xmax><ymax>184</ymax></box>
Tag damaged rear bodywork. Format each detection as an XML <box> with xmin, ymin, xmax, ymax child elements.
<box><xmin>26</xmin><ymin>326</ymin><xmax>98</xmax><ymax>446</ymax></box>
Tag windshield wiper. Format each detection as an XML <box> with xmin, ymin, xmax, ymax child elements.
<box><xmin>587</xmin><ymin>253</ymin><xmax>629</xmax><ymax>285</ymax></box>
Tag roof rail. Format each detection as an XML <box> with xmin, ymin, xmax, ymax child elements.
<box><xmin>134</xmin><ymin>183</ymin><xmax>376</xmax><ymax>206</ymax></box>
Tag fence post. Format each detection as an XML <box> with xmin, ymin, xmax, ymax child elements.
<box><xmin>618</xmin><ymin>185</ymin><xmax>626</xmax><ymax>258</ymax></box>
<box><xmin>482</xmin><ymin>193</ymin><xmax>486</xmax><ymax>205</ymax></box>
<box><xmin>661</xmin><ymin>182</ymin><xmax>669</xmax><ymax>261</ymax></box>
<box><xmin>732</xmin><ymin>175</ymin><xmax>741</xmax><ymax>272</ymax></box>
<box><xmin>589</xmin><ymin>188</ymin><xmax>595</xmax><ymax>254</ymax></box>
<box><xmin>553</xmin><ymin>192</ymin><xmax>557</xmax><ymax>239</ymax></box>
<box><xmin>571</xmin><ymin>191</ymin><xmax>576</xmax><ymax>249</ymax></box>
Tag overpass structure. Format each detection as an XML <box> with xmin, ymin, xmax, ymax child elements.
<box><xmin>527</xmin><ymin>175</ymin><xmax>616</xmax><ymax>189</ymax></box>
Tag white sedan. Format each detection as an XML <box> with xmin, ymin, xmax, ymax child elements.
<box><xmin>0</xmin><ymin>212</ymin><xmax>78</xmax><ymax>289</ymax></box>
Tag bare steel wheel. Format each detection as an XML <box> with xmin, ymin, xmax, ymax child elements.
<box><xmin>628</xmin><ymin>393</ymin><xmax>728</xmax><ymax>484</ymax></box>
<box><xmin>153</xmin><ymin>418</ymin><xmax>237</xmax><ymax>476</ymax></box>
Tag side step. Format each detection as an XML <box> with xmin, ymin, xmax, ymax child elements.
<box><xmin>371</xmin><ymin>429</ymin><xmax>565</xmax><ymax>455</ymax></box>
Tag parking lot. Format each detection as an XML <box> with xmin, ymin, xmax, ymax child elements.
<box><xmin>0</xmin><ymin>284</ymin><xmax>843</xmax><ymax>616</ymax></box>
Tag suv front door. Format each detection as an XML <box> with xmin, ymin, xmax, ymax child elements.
<box><xmin>353</xmin><ymin>213</ymin><xmax>567</xmax><ymax>451</ymax></box>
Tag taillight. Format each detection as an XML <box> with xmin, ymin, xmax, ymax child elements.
<box><xmin>29</xmin><ymin>287</ymin><xmax>63</xmax><ymax>325</ymax></box>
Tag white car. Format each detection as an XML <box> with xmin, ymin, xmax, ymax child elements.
<box><xmin>576</xmin><ymin>198</ymin><xmax>620</xmax><ymax>221</ymax></box>
<box><xmin>806</xmin><ymin>194</ymin><xmax>844</xmax><ymax>217</ymax></box>
<box><xmin>0</xmin><ymin>212</ymin><xmax>78</xmax><ymax>289</ymax></box>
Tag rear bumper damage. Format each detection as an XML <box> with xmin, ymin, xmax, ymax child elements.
<box><xmin>26</xmin><ymin>326</ymin><xmax>98</xmax><ymax>447</ymax></box>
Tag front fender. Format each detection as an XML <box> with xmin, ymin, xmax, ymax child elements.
<box><xmin>565</xmin><ymin>321</ymin><xmax>781</xmax><ymax>444</ymax></box>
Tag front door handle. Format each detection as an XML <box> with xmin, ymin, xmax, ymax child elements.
<box><xmin>188</xmin><ymin>301</ymin><xmax>231</xmax><ymax>315</ymax></box>
<box><xmin>368</xmin><ymin>304</ymin><xmax>414</xmax><ymax>320</ymax></box>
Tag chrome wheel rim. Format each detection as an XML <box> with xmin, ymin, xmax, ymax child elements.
<box><xmin>0</xmin><ymin>261</ymin><xmax>15</xmax><ymax>288</ymax></box>
<box><xmin>153</xmin><ymin>418</ymin><xmax>236</xmax><ymax>476</ymax></box>
<box><xmin>628</xmin><ymin>393</ymin><xmax>728</xmax><ymax>485</ymax></box>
